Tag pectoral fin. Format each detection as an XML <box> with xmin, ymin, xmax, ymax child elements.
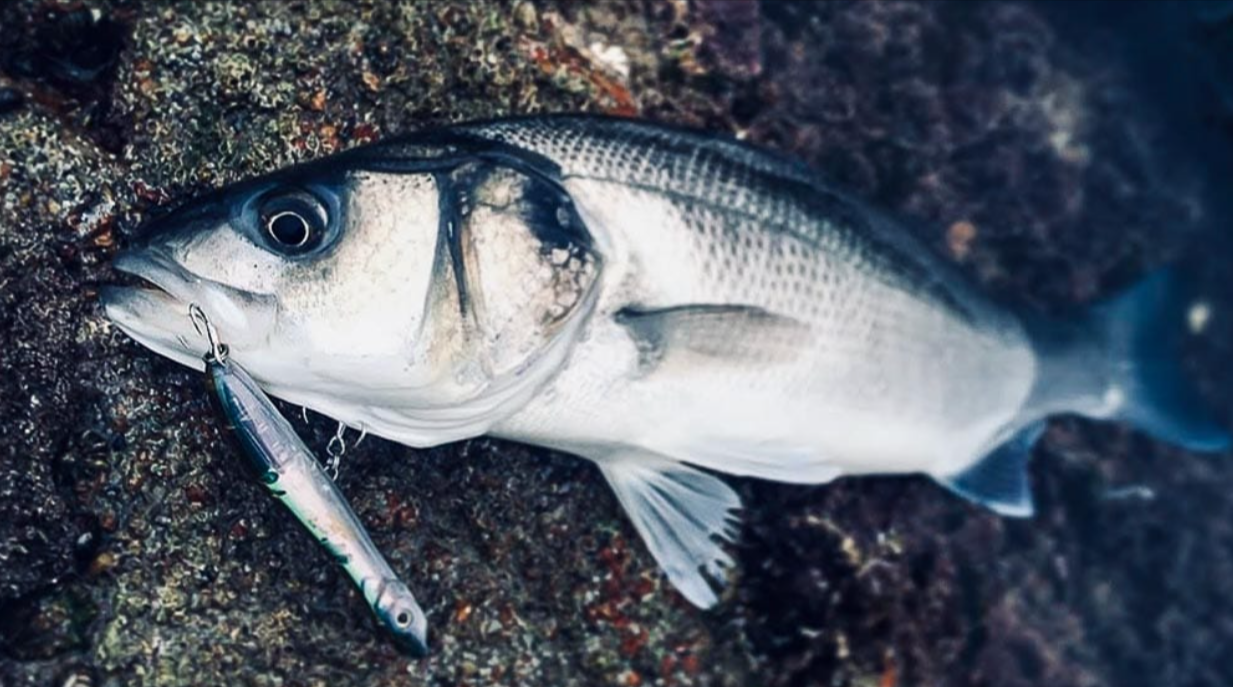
<box><xmin>935</xmin><ymin>421</ymin><xmax>1045</xmax><ymax>517</ymax></box>
<box><xmin>596</xmin><ymin>451</ymin><xmax>742</xmax><ymax>608</ymax></box>
<box><xmin>615</xmin><ymin>305</ymin><xmax>810</xmax><ymax>374</ymax></box>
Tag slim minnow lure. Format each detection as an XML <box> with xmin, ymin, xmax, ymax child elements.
<box><xmin>189</xmin><ymin>305</ymin><xmax>429</xmax><ymax>656</ymax></box>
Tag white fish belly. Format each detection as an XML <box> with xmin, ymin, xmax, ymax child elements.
<box><xmin>497</xmin><ymin>312</ymin><xmax>1034</xmax><ymax>483</ymax></box>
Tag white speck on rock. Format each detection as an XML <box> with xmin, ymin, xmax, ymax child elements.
<box><xmin>588</xmin><ymin>41</ymin><xmax>630</xmax><ymax>79</ymax></box>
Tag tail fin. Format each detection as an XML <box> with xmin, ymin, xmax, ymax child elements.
<box><xmin>936</xmin><ymin>270</ymin><xmax>1228</xmax><ymax>518</ymax></box>
<box><xmin>1046</xmin><ymin>270</ymin><xmax>1230</xmax><ymax>452</ymax></box>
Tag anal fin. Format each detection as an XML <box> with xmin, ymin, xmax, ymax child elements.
<box><xmin>596</xmin><ymin>452</ymin><xmax>742</xmax><ymax>608</ymax></box>
<box><xmin>935</xmin><ymin>421</ymin><xmax>1045</xmax><ymax>518</ymax></box>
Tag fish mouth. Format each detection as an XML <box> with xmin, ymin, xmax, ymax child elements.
<box><xmin>100</xmin><ymin>249</ymin><xmax>209</xmax><ymax>369</ymax></box>
<box><xmin>108</xmin><ymin>249</ymin><xmax>206</xmax><ymax>309</ymax></box>
<box><xmin>102</xmin><ymin>249</ymin><xmax>275</xmax><ymax>371</ymax></box>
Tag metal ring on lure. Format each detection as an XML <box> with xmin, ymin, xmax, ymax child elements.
<box><xmin>188</xmin><ymin>304</ymin><xmax>430</xmax><ymax>656</ymax></box>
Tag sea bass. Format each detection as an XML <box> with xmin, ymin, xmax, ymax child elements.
<box><xmin>102</xmin><ymin>115</ymin><xmax>1230</xmax><ymax>607</ymax></box>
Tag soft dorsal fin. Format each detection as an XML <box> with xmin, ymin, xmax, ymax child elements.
<box><xmin>615</xmin><ymin>305</ymin><xmax>810</xmax><ymax>374</ymax></box>
<box><xmin>596</xmin><ymin>451</ymin><xmax>742</xmax><ymax>608</ymax></box>
<box><xmin>935</xmin><ymin>421</ymin><xmax>1045</xmax><ymax>518</ymax></box>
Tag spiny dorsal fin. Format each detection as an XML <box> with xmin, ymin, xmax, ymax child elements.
<box><xmin>596</xmin><ymin>451</ymin><xmax>742</xmax><ymax>608</ymax></box>
<box><xmin>936</xmin><ymin>421</ymin><xmax>1045</xmax><ymax>518</ymax></box>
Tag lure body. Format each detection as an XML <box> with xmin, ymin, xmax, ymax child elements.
<box><xmin>205</xmin><ymin>347</ymin><xmax>428</xmax><ymax>656</ymax></box>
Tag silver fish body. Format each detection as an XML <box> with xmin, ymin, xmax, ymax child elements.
<box><xmin>103</xmin><ymin>115</ymin><xmax>1229</xmax><ymax>608</ymax></box>
<box><xmin>469</xmin><ymin>119</ymin><xmax>1033</xmax><ymax>479</ymax></box>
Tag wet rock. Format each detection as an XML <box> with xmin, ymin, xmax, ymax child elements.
<box><xmin>0</xmin><ymin>87</ymin><xmax>22</xmax><ymax>115</ymax></box>
<box><xmin>695</xmin><ymin>0</ymin><xmax>763</xmax><ymax>80</ymax></box>
<box><xmin>4</xmin><ymin>9</ymin><xmax>126</xmax><ymax>87</ymax></box>
<box><xmin>0</xmin><ymin>1</ymin><xmax>1231</xmax><ymax>686</ymax></box>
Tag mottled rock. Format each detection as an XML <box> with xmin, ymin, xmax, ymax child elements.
<box><xmin>1</xmin><ymin>1</ymin><xmax>1231</xmax><ymax>686</ymax></box>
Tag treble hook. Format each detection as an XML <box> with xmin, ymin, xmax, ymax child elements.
<box><xmin>188</xmin><ymin>303</ymin><xmax>229</xmax><ymax>363</ymax></box>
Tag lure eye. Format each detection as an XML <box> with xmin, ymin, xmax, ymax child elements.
<box><xmin>257</xmin><ymin>190</ymin><xmax>329</xmax><ymax>254</ymax></box>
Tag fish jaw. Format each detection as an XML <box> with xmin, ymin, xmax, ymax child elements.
<box><xmin>102</xmin><ymin>248</ymin><xmax>278</xmax><ymax>371</ymax></box>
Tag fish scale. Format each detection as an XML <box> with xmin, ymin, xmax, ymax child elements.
<box><xmin>462</xmin><ymin>117</ymin><xmax>988</xmax><ymax>326</ymax></box>
<box><xmin>466</xmin><ymin>122</ymin><xmax>1032</xmax><ymax>457</ymax></box>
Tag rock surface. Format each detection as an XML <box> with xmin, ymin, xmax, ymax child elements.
<box><xmin>1</xmin><ymin>1</ymin><xmax>1231</xmax><ymax>685</ymax></box>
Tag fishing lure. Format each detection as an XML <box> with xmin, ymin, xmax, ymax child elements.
<box><xmin>190</xmin><ymin>305</ymin><xmax>429</xmax><ymax>656</ymax></box>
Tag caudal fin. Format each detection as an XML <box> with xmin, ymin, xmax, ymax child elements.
<box><xmin>937</xmin><ymin>270</ymin><xmax>1228</xmax><ymax>519</ymax></box>
<box><xmin>1082</xmin><ymin>270</ymin><xmax>1230</xmax><ymax>452</ymax></box>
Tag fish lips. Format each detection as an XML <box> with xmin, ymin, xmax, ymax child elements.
<box><xmin>102</xmin><ymin>248</ymin><xmax>277</xmax><ymax>370</ymax></box>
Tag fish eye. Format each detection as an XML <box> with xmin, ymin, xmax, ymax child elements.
<box><xmin>268</xmin><ymin>211</ymin><xmax>311</xmax><ymax>247</ymax></box>
<box><xmin>257</xmin><ymin>190</ymin><xmax>329</xmax><ymax>254</ymax></box>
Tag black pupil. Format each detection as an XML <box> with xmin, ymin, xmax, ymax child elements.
<box><xmin>396</xmin><ymin>613</ymin><xmax>410</xmax><ymax>625</ymax></box>
<box><xmin>268</xmin><ymin>211</ymin><xmax>310</xmax><ymax>246</ymax></box>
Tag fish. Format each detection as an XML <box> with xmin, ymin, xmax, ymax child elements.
<box><xmin>101</xmin><ymin>114</ymin><xmax>1231</xmax><ymax>608</ymax></box>
<box><xmin>194</xmin><ymin>305</ymin><xmax>428</xmax><ymax>655</ymax></box>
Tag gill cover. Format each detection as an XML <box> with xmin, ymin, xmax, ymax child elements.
<box><xmin>440</xmin><ymin>160</ymin><xmax>601</xmax><ymax>379</ymax></box>
<box><xmin>313</xmin><ymin>139</ymin><xmax>605</xmax><ymax>444</ymax></box>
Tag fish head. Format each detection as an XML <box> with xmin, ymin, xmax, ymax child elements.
<box><xmin>103</xmin><ymin>146</ymin><xmax>602</xmax><ymax>441</ymax></box>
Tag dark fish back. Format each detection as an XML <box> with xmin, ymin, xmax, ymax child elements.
<box><xmin>455</xmin><ymin>115</ymin><xmax>998</xmax><ymax>326</ymax></box>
